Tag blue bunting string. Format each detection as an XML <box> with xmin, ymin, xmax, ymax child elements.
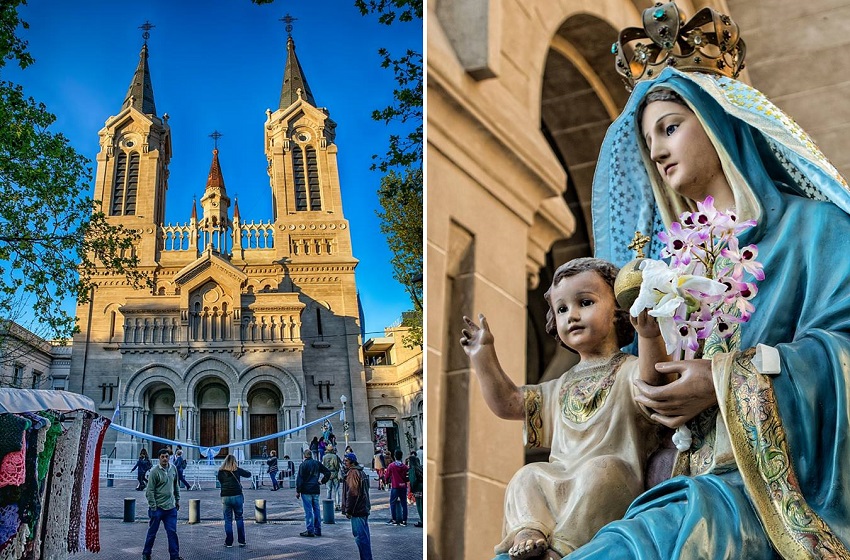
<box><xmin>108</xmin><ymin>409</ymin><xmax>343</xmax><ymax>451</ymax></box>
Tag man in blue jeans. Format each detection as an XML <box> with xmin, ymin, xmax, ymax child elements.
<box><xmin>384</xmin><ymin>449</ymin><xmax>409</xmax><ymax>526</ymax></box>
<box><xmin>344</xmin><ymin>453</ymin><xmax>373</xmax><ymax>560</ymax></box>
<box><xmin>143</xmin><ymin>448</ymin><xmax>183</xmax><ymax>560</ymax></box>
<box><xmin>295</xmin><ymin>448</ymin><xmax>331</xmax><ymax>537</ymax></box>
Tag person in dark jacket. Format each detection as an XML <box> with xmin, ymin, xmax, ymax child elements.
<box><xmin>407</xmin><ymin>452</ymin><xmax>424</xmax><ymax>527</ymax></box>
<box><xmin>344</xmin><ymin>453</ymin><xmax>373</xmax><ymax>560</ymax></box>
<box><xmin>266</xmin><ymin>450</ymin><xmax>279</xmax><ymax>491</ymax></box>
<box><xmin>217</xmin><ymin>454</ymin><xmax>251</xmax><ymax>548</ymax></box>
<box><xmin>295</xmin><ymin>449</ymin><xmax>331</xmax><ymax>537</ymax></box>
<box><xmin>131</xmin><ymin>448</ymin><xmax>152</xmax><ymax>491</ymax></box>
<box><xmin>173</xmin><ymin>449</ymin><xmax>191</xmax><ymax>491</ymax></box>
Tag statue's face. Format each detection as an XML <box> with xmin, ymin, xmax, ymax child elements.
<box><xmin>640</xmin><ymin>99</ymin><xmax>725</xmax><ymax>202</ymax></box>
<box><xmin>549</xmin><ymin>270</ymin><xmax>620</xmax><ymax>359</ymax></box>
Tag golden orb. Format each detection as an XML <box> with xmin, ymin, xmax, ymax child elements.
<box><xmin>614</xmin><ymin>258</ymin><xmax>644</xmax><ymax>310</ymax></box>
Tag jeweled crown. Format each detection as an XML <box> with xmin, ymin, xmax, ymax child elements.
<box><xmin>612</xmin><ymin>2</ymin><xmax>746</xmax><ymax>90</ymax></box>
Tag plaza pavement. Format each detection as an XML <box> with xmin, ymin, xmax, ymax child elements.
<box><xmin>72</xmin><ymin>478</ymin><xmax>424</xmax><ymax>559</ymax></box>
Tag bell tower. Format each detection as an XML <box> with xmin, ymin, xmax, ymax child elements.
<box><xmin>264</xmin><ymin>16</ymin><xmax>353</xmax><ymax>262</ymax></box>
<box><xmin>92</xmin><ymin>21</ymin><xmax>171</xmax><ymax>266</ymax></box>
<box><xmin>198</xmin><ymin>133</ymin><xmax>232</xmax><ymax>254</ymax></box>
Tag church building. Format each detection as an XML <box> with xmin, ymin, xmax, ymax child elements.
<box><xmin>68</xmin><ymin>25</ymin><xmax>370</xmax><ymax>461</ymax></box>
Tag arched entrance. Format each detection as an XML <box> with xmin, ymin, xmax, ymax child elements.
<box><xmin>372</xmin><ymin>404</ymin><xmax>401</xmax><ymax>455</ymax></box>
<box><xmin>197</xmin><ymin>379</ymin><xmax>229</xmax><ymax>457</ymax></box>
<box><xmin>248</xmin><ymin>384</ymin><xmax>281</xmax><ymax>458</ymax></box>
<box><xmin>529</xmin><ymin>14</ymin><xmax>628</xmax><ymax>388</ymax></box>
<box><xmin>149</xmin><ymin>385</ymin><xmax>176</xmax><ymax>443</ymax></box>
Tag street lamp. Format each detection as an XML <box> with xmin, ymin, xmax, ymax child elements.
<box><xmin>340</xmin><ymin>394</ymin><xmax>350</xmax><ymax>449</ymax></box>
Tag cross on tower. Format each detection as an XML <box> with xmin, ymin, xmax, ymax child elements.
<box><xmin>280</xmin><ymin>14</ymin><xmax>297</xmax><ymax>37</ymax></box>
<box><xmin>139</xmin><ymin>21</ymin><xmax>155</xmax><ymax>44</ymax></box>
<box><xmin>209</xmin><ymin>130</ymin><xmax>223</xmax><ymax>150</ymax></box>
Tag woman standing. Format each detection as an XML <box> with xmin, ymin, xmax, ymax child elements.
<box><xmin>217</xmin><ymin>454</ymin><xmax>251</xmax><ymax>548</ymax></box>
<box><xmin>130</xmin><ymin>448</ymin><xmax>152</xmax><ymax>491</ymax></box>
<box><xmin>266</xmin><ymin>450</ymin><xmax>280</xmax><ymax>491</ymax></box>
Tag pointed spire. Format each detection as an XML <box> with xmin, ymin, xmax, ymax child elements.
<box><xmin>278</xmin><ymin>16</ymin><xmax>316</xmax><ymax>109</ymax></box>
<box><xmin>123</xmin><ymin>22</ymin><xmax>157</xmax><ymax>115</ymax></box>
<box><xmin>191</xmin><ymin>197</ymin><xmax>197</xmax><ymax>221</ymax></box>
<box><xmin>206</xmin><ymin>149</ymin><xmax>226</xmax><ymax>191</ymax></box>
<box><xmin>233</xmin><ymin>197</ymin><xmax>240</xmax><ymax>220</ymax></box>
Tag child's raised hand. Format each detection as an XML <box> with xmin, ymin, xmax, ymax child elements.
<box><xmin>460</xmin><ymin>314</ymin><xmax>494</xmax><ymax>354</ymax></box>
<box><xmin>631</xmin><ymin>309</ymin><xmax>662</xmax><ymax>339</ymax></box>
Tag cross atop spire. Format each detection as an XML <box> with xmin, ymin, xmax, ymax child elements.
<box><xmin>278</xmin><ymin>16</ymin><xmax>316</xmax><ymax>109</ymax></box>
<box><xmin>280</xmin><ymin>14</ymin><xmax>297</xmax><ymax>37</ymax></box>
<box><xmin>209</xmin><ymin>130</ymin><xmax>223</xmax><ymax>150</ymax></box>
<box><xmin>123</xmin><ymin>22</ymin><xmax>157</xmax><ymax>115</ymax></box>
<box><xmin>139</xmin><ymin>21</ymin><xmax>155</xmax><ymax>45</ymax></box>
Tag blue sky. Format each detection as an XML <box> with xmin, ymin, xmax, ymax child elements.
<box><xmin>6</xmin><ymin>0</ymin><xmax>421</xmax><ymax>338</ymax></box>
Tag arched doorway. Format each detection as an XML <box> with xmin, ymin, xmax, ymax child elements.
<box><xmin>149</xmin><ymin>385</ymin><xmax>176</xmax><ymax>443</ymax></box>
<box><xmin>248</xmin><ymin>385</ymin><xmax>281</xmax><ymax>458</ymax></box>
<box><xmin>529</xmin><ymin>14</ymin><xmax>628</xmax><ymax>389</ymax></box>
<box><xmin>197</xmin><ymin>379</ymin><xmax>229</xmax><ymax>458</ymax></box>
<box><xmin>372</xmin><ymin>404</ymin><xmax>401</xmax><ymax>455</ymax></box>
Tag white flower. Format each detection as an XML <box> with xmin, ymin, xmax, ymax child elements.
<box><xmin>631</xmin><ymin>260</ymin><xmax>727</xmax><ymax>355</ymax></box>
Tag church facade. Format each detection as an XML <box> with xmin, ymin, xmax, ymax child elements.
<box><xmin>68</xmin><ymin>31</ymin><xmax>371</xmax><ymax>461</ymax></box>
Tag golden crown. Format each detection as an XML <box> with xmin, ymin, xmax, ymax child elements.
<box><xmin>613</xmin><ymin>2</ymin><xmax>746</xmax><ymax>90</ymax></box>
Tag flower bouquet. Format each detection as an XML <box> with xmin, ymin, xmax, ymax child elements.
<box><xmin>629</xmin><ymin>196</ymin><xmax>765</xmax><ymax>450</ymax></box>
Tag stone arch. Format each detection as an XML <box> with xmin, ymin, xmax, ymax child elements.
<box><xmin>371</xmin><ymin>404</ymin><xmax>399</xmax><ymax>419</ymax></box>
<box><xmin>183</xmin><ymin>357</ymin><xmax>240</xmax><ymax>402</ymax></box>
<box><xmin>528</xmin><ymin>5</ymin><xmax>639</xmax><ymax>387</ymax></box>
<box><xmin>123</xmin><ymin>364</ymin><xmax>182</xmax><ymax>407</ymax></box>
<box><xmin>237</xmin><ymin>364</ymin><xmax>302</xmax><ymax>406</ymax></box>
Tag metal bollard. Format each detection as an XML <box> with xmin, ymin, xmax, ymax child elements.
<box><xmin>322</xmin><ymin>499</ymin><xmax>335</xmax><ymax>524</ymax></box>
<box><xmin>255</xmin><ymin>499</ymin><xmax>267</xmax><ymax>524</ymax></box>
<box><xmin>188</xmin><ymin>499</ymin><xmax>201</xmax><ymax>524</ymax></box>
<box><xmin>106</xmin><ymin>474</ymin><xmax>114</xmax><ymax>488</ymax></box>
<box><xmin>123</xmin><ymin>498</ymin><xmax>135</xmax><ymax>522</ymax></box>
<box><xmin>289</xmin><ymin>477</ymin><xmax>295</xmax><ymax>489</ymax></box>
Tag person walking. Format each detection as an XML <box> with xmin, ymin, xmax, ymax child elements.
<box><xmin>131</xmin><ymin>448</ymin><xmax>152</xmax><ymax>491</ymax></box>
<box><xmin>173</xmin><ymin>449</ymin><xmax>191</xmax><ymax>491</ymax></box>
<box><xmin>407</xmin><ymin>451</ymin><xmax>424</xmax><ymax>527</ymax></box>
<box><xmin>373</xmin><ymin>448</ymin><xmax>387</xmax><ymax>491</ymax></box>
<box><xmin>344</xmin><ymin>453</ymin><xmax>373</xmax><ymax>560</ymax></box>
<box><xmin>318</xmin><ymin>436</ymin><xmax>327</xmax><ymax>461</ymax></box>
<box><xmin>217</xmin><ymin>454</ymin><xmax>251</xmax><ymax>548</ymax></box>
<box><xmin>142</xmin><ymin>448</ymin><xmax>182</xmax><ymax>560</ymax></box>
<box><xmin>322</xmin><ymin>445</ymin><xmax>342</xmax><ymax>510</ymax></box>
<box><xmin>385</xmin><ymin>449</ymin><xmax>409</xmax><ymax>526</ymax></box>
<box><xmin>295</xmin><ymin>449</ymin><xmax>331</xmax><ymax>537</ymax></box>
<box><xmin>266</xmin><ymin>450</ymin><xmax>280</xmax><ymax>491</ymax></box>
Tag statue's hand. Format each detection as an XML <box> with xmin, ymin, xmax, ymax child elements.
<box><xmin>631</xmin><ymin>309</ymin><xmax>662</xmax><ymax>339</ymax></box>
<box><xmin>633</xmin><ymin>360</ymin><xmax>717</xmax><ymax>428</ymax></box>
<box><xmin>460</xmin><ymin>314</ymin><xmax>495</xmax><ymax>355</ymax></box>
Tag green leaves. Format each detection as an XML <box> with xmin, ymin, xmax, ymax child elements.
<box><xmin>376</xmin><ymin>168</ymin><xmax>422</xmax><ymax>346</ymax></box>
<box><xmin>0</xmin><ymin>0</ymin><xmax>148</xmax><ymax>340</ymax></box>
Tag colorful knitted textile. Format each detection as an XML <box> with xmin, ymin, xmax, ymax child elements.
<box><xmin>0</xmin><ymin>504</ymin><xmax>18</xmax><ymax>549</ymax></box>
<box><xmin>65</xmin><ymin>414</ymin><xmax>92</xmax><ymax>553</ymax></box>
<box><xmin>0</xmin><ymin>416</ymin><xmax>28</xmax><ymax>464</ymax></box>
<box><xmin>35</xmin><ymin>413</ymin><xmax>61</xmax><ymax>483</ymax></box>
<box><xmin>41</xmin><ymin>414</ymin><xmax>81</xmax><ymax>560</ymax></box>
<box><xmin>83</xmin><ymin>415</ymin><xmax>109</xmax><ymax>553</ymax></box>
<box><xmin>18</xmin><ymin>421</ymin><xmax>41</xmax><ymax>529</ymax></box>
<box><xmin>0</xmin><ymin>434</ymin><xmax>26</xmax><ymax>488</ymax></box>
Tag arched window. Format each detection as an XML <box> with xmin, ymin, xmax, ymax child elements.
<box><xmin>125</xmin><ymin>152</ymin><xmax>139</xmax><ymax>215</ymax></box>
<box><xmin>111</xmin><ymin>151</ymin><xmax>140</xmax><ymax>215</ymax></box>
<box><xmin>306</xmin><ymin>146</ymin><xmax>321</xmax><ymax>210</ymax></box>
<box><xmin>111</xmin><ymin>152</ymin><xmax>127</xmax><ymax>215</ymax></box>
<box><xmin>292</xmin><ymin>146</ymin><xmax>307</xmax><ymax>211</ymax></box>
